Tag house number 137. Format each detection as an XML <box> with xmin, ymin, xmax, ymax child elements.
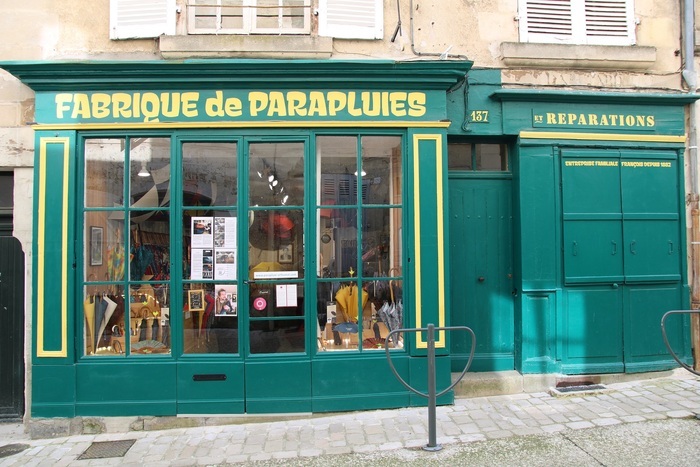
<box><xmin>469</xmin><ymin>110</ymin><xmax>489</xmax><ymax>122</ymax></box>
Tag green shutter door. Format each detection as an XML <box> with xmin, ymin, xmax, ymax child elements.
<box><xmin>561</xmin><ymin>151</ymin><xmax>623</xmax><ymax>284</ymax></box>
<box><xmin>620</xmin><ymin>152</ymin><xmax>681</xmax><ymax>283</ymax></box>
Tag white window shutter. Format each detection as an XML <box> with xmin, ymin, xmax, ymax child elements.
<box><xmin>518</xmin><ymin>0</ymin><xmax>574</xmax><ymax>44</ymax></box>
<box><xmin>110</xmin><ymin>0</ymin><xmax>177</xmax><ymax>40</ymax></box>
<box><xmin>518</xmin><ymin>0</ymin><xmax>635</xmax><ymax>45</ymax></box>
<box><xmin>318</xmin><ymin>0</ymin><xmax>383</xmax><ymax>40</ymax></box>
<box><xmin>583</xmin><ymin>0</ymin><xmax>636</xmax><ymax>46</ymax></box>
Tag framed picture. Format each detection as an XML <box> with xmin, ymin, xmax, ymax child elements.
<box><xmin>278</xmin><ymin>244</ymin><xmax>293</xmax><ymax>264</ymax></box>
<box><xmin>187</xmin><ymin>289</ymin><xmax>205</xmax><ymax>312</ymax></box>
<box><xmin>90</xmin><ymin>226</ymin><xmax>103</xmax><ymax>266</ymax></box>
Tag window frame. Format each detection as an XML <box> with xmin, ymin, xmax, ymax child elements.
<box><xmin>186</xmin><ymin>0</ymin><xmax>312</xmax><ymax>35</ymax></box>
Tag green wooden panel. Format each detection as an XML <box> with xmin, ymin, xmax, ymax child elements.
<box><xmin>408</xmin><ymin>356</ymin><xmax>454</xmax><ymax>407</ymax></box>
<box><xmin>75</xmin><ymin>362</ymin><xmax>176</xmax><ymax>416</ymax></box>
<box><xmin>620</xmin><ymin>152</ymin><xmax>678</xmax><ymax>214</ymax></box>
<box><xmin>561</xmin><ymin>287</ymin><xmax>624</xmax><ymax>374</ymax></box>
<box><xmin>563</xmin><ymin>220</ymin><xmax>624</xmax><ymax>284</ymax></box>
<box><xmin>623</xmin><ymin>220</ymin><xmax>681</xmax><ymax>282</ymax></box>
<box><xmin>518</xmin><ymin>292</ymin><xmax>558</xmax><ymax>374</ymax></box>
<box><xmin>312</xmin><ymin>357</ymin><xmax>410</xmax><ymax>412</ymax></box>
<box><xmin>624</xmin><ymin>285</ymin><xmax>687</xmax><ymax>372</ymax></box>
<box><xmin>448</xmin><ymin>178</ymin><xmax>514</xmax><ymax>372</ymax></box>
<box><xmin>176</xmin><ymin>361</ymin><xmax>244</xmax><ymax>414</ymax></box>
<box><xmin>31</xmin><ymin>365</ymin><xmax>76</xmax><ymax>418</ymax></box>
<box><xmin>518</xmin><ymin>146</ymin><xmax>558</xmax><ymax>290</ymax></box>
<box><xmin>245</xmin><ymin>360</ymin><xmax>311</xmax><ymax>413</ymax></box>
<box><xmin>562</xmin><ymin>152</ymin><xmax>621</xmax><ymax>215</ymax></box>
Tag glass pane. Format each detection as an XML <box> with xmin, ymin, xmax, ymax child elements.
<box><xmin>318</xmin><ymin>136</ymin><xmax>358</xmax><ymax>206</ymax></box>
<box><xmin>130</xmin><ymin>210</ymin><xmax>170</xmax><ymax>281</ymax></box>
<box><xmin>182</xmin><ymin>142</ymin><xmax>237</xmax><ymax>207</ymax></box>
<box><xmin>476</xmin><ymin>143</ymin><xmax>508</xmax><ymax>171</ymax></box>
<box><xmin>183</xmin><ymin>210</ymin><xmax>238</xmax><ymax>281</ymax></box>
<box><xmin>249</xmin><ymin>283</ymin><xmax>304</xmax><ymax>318</ymax></box>
<box><xmin>129</xmin><ymin>283</ymin><xmax>171</xmax><ymax>355</ymax></box>
<box><xmin>366</xmin><ymin>279</ymin><xmax>404</xmax><ymax>349</ymax></box>
<box><xmin>361</xmin><ymin>136</ymin><xmax>402</xmax><ymax>205</ymax></box>
<box><xmin>249</xmin><ymin>142</ymin><xmax>304</xmax><ymax>207</ymax></box>
<box><xmin>85</xmin><ymin>138</ymin><xmax>125</xmax><ymax>207</ymax></box>
<box><xmin>316</xmin><ymin>281</ymin><xmax>371</xmax><ymax>352</ymax></box>
<box><xmin>361</xmin><ymin>207</ymin><xmax>402</xmax><ymax>277</ymax></box>
<box><xmin>250</xmin><ymin>319</ymin><xmax>305</xmax><ymax>354</ymax></box>
<box><xmin>184</xmin><ymin>284</ymin><xmax>239</xmax><ymax>354</ymax></box>
<box><xmin>83</xmin><ymin>285</ymin><xmax>126</xmax><ymax>357</ymax></box>
<box><xmin>316</xmin><ymin>207</ymin><xmax>357</xmax><ymax>278</ymax></box>
<box><xmin>249</xmin><ymin>209</ymin><xmax>304</xmax><ymax>278</ymax></box>
<box><xmin>130</xmin><ymin>138</ymin><xmax>171</xmax><ymax>208</ymax></box>
<box><xmin>84</xmin><ymin>212</ymin><xmax>124</xmax><ymax>282</ymax></box>
<box><xmin>448</xmin><ymin>142</ymin><xmax>472</xmax><ymax>170</ymax></box>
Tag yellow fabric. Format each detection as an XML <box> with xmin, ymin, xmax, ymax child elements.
<box><xmin>334</xmin><ymin>285</ymin><xmax>368</xmax><ymax>323</ymax></box>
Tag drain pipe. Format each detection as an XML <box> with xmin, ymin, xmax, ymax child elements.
<box><xmin>681</xmin><ymin>0</ymin><xmax>700</xmax><ymax>368</ymax></box>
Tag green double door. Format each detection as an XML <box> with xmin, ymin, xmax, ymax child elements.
<box><xmin>561</xmin><ymin>149</ymin><xmax>687</xmax><ymax>373</ymax></box>
<box><xmin>448</xmin><ymin>176</ymin><xmax>514</xmax><ymax>372</ymax></box>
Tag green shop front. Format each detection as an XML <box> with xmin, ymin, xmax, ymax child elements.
<box><xmin>3</xmin><ymin>59</ymin><xmax>695</xmax><ymax>419</ymax></box>
<box><xmin>2</xmin><ymin>60</ymin><xmax>471</xmax><ymax>417</ymax></box>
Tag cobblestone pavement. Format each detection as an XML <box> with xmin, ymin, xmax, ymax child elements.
<box><xmin>2</xmin><ymin>369</ymin><xmax>700</xmax><ymax>466</ymax></box>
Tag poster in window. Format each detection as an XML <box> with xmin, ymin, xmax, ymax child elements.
<box><xmin>214</xmin><ymin>216</ymin><xmax>237</xmax><ymax>248</ymax></box>
<box><xmin>278</xmin><ymin>244</ymin><xmax>293</xmax><ymax>264</ymax></box>
<box><xmin>191</xmin><ymin>248</ymin><xmax>213</xmax><ymax>280</ymax></box>
<box><xmin>191</xmin><ymin>217</ymin><xmax>213</xmax><ymax>248</ymax></box>
<box><xmin>214</xmin><ymin>285</ymin><xmax>237</xmax><ymax>317</ymax></box>
<box><xmin>215</xmin><ymin>248</ymin><xmax>236</xmax><ymax>280</ymax></box>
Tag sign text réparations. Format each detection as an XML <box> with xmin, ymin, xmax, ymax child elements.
<box><xmin>534</xmin><ymin>112</ymin><xmax>656</xmax><ymax>129</ymax></box>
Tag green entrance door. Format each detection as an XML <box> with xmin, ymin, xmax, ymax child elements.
<box><xmin>448</xmin><ymin>176</ymin><xmax>514</xmax><ymax>371</ymax></box>
<box><xmin>243</xmin><ymin>139</ymin><xmax>312</xmax><ymax>413</ymax></box>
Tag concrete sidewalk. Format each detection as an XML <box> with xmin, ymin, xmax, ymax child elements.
<box><xmin>2</xmin><ymin>369</ymin><xmax>700</xmax><ymax>466</ymax></box>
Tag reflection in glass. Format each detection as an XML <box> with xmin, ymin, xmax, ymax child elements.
<box><xmin>249</xmin><ymin>319</ymin><xmax>305</xmax><ymax>354</ymax></box>
<box><xmin>84</xmin><ymin>212</ymin><xmax>127</xmax><ymax>283</ymax></box>
<box><xmin>361</xmin><ymin>135</ymin><xmax>402</xmax><ymax>205</ymax></box>
<box><xmin>183</xmin><ymin>284</ymin><xmax>239</xmax><ymax>354</ymax></box>
<box><xmin>85</xmin><ymin>138</ymin><xmax>125</xmax><ymax>208</ymax></box>
<box><xmin>182</xmin><ymin>142</ymin><xmax>237</xmax><ymax>207</ymax></box>
<box><xmin>130</xmin><ymin>138</ymin><xmax>171</xmax><ymax>208</ymax></box>
<box><xmin>249</xmin><ymin>142</ymin><xmax>304</xmax><ymax>207</ymax></box>
<box><xmin>129</xmin><ymin>210</ymin><xmax>170</xmax><ymax>282</ymax></box>
<box><xmin>318</xmin><ymin>136</ymin><xmax>357</xmax><ymax>206</ymax></box>
<box><xmin>476</xmin><ymin>143</ymin><xmax>508</xmax><ymax>171</ymax></box>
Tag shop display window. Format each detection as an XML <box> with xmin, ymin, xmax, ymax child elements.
<box><xmin>316</xmin><ymin>135</ymin><xmax>403</xmax><ymax>352</ymax></box>
<box><xmin>82</xmin><ymin>137</ymin><xmax>172</xmax><ymax>356</ymax></box>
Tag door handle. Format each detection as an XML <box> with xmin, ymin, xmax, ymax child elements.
<box><xmin>611</xmin><ymin>241</ymin><xmax>617</xmax><ymax>255</ymax></box>
<box><xmin>630</xmin><ymin>240</ymin><xmax>636</xmax><ymax>255</ymax></box>
<box><xmin>572</xmin><ymin>241</ymin><xmax>578</xmax><ymax>256</ymax></box>
<box><xmin>669</xmin><ymin>241</ymin><xmax>674</xmax><ymax>255</ymax></box>
<box><xmin>478</xmin><ymin>276</ymin><xmax>485</xmax><ymax>282</ymax></box>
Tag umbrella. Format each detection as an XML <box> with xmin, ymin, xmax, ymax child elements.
<box><xmin>96</xmin><ymin>295</ymin><xmax>117</xmax><ymax>349</ymax></box>
<box><xmin>83</xmin><ymin>296</ymin><xmax>95</xmax><ymax>354</ymax></box>
<box><xmin>94</xmin><ymin>296</ymin><xmax>108</xmax><ymax>350</ymax></box>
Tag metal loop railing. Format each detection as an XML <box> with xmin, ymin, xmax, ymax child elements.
<box><xmin>384</xmin><ymin>323</ymin><xmax>476</xmax><ymax>451</ymax></box>
<box><xmin>661</xmin><ymin>309</ymin><xmax>700</xmax><ymax>377</ymax></box>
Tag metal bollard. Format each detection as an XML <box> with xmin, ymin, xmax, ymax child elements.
<box><xmin>385</xmin><ymin>323</ymin><xmax>476</xmax><ymax>451</ymax></box>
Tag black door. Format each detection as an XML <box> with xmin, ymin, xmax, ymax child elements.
<box><xmin>0</xmin><ymin>236</ymin><xmax>25</xmax><ymax>420</ymax></box>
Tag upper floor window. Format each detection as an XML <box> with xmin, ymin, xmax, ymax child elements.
<box><xmin>517</xmin><ymin>0</ymin><xmax>636</xmax><ymax>46</ymax></box>
<box><xmin>187</xmin><ymin>0</ymin><xmax>311</xmax><ymax>35</ymax></box>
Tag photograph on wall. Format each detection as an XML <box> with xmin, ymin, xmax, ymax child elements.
<box><xmin>214</xmin><ymin>216</ymin><xmax>237</xmax><ymax>248</ymax></box>
<box><xmin>214</xmin><ymin>248</ymin><xmax>236</xmax><ymax>280</ymax></box>
<box><xmin>191</xmin><ymin>217</ymin><xmax>213</xmax><ymax>248</ymax></box>
<box><xmin>214</xmin><ymin>285</ymin><xmax>238</xmax><ymax>317</ymax></box>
